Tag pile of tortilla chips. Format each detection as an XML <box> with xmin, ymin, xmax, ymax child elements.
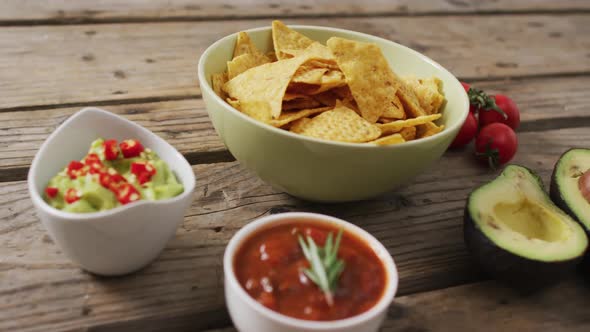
<box><xmin>211</xmin><ymin>20</ymin><xmax>446</xmax><ymax>145</ymax></box>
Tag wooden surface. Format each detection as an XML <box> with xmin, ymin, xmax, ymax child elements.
<box><xmin>0</xmin><ymin>1</ymin><xmax>589</xmax><ymax>331</ymax></box>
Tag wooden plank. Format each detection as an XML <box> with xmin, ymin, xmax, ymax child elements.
<box><xmin>205</xmin><ymin>277</ymin><xmax>590</xmax><ymax>332</ymax></box>
<box><xmin>1</xmin><ymin>127</ymin><xmax>587</xmax><ymax>332</ymax></box>
<box><xmin>1</xmin><ymin>75</ymin><xmax>589</xmax><ymax>181</ymax></box>
<box><xmin>1</xmin><ymin>15</ymin><xmax>589</xmax><ymax>110</ymax></box>
<box><xmin>1</xmin><ymin>0</ymin><xmax>589</xmax><ymax>23</ymax></box>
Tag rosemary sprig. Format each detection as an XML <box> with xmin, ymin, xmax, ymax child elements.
<box><xmin>298</xmin><ymin>229</ymin><xmax>345</xmax><ymax>306</ymax></box>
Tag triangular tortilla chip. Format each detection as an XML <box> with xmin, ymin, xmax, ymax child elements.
<box><xmin>223</xmin><ymin>56</ymin><xmax>311</xmax><ymax>120</ymax></box>
<box><xmin>291</xmin><ymin>101</ymin><xmax>381</xmax><ymax>142</ymax></box>
<box><xmin>399</xmin><ymin>126</ymin><xmax>417</xmax><ymax>141</ymax></box>
<box><xmin>233</xmin><ymin>31</ymin><xmax>268</xmax><ymax>60</ymax></box>
<box><xmin>377</xmin><ymin>114</ymin><xmax>442</xmax><ymax>135</ymax></box>
<box><xmin>403</xmin><ymin>75</ymin><xmax>446</xmax><ymax>114</ymax></box>
<box><xmin>270</xmin><ymin>106</ymin><xmax>331</xmax><ymax>127</ymax></box>
<box><xmin>416</xmin><ymin>122</ymin><xmax>445</xmax><ymax>138</ymax></box>
<box><xmin>272</xmin><ymin>20</ymin><xmax>315</xmax><ymax>60</ymax></box>
<box><xmin>211</xmin><ymin>72</ymin><xmax>228</xmax><ymax>99</ymax></box>
<box><xmin>282</xmin><ymin>97</ymin><xmax>322</xmax><ymax>111</ymax></box>
<box><xmin>227</xmin><ymin>53</ymin><xmax>270</xmax><ymax>80</ymax></box>
<box><xmin>292</xmin><ymin>64</ymin><xmax>329</xmax><ymax>85</ymax></box>
<box><xmin>327</xmin><ymin>37</ymin><xmax>405</xmax><ymax>123</ymax></box>
<box><xmin>370</xmin><ymin>133</ymin><xmax>405</xmax><ymax>146</ymax></box>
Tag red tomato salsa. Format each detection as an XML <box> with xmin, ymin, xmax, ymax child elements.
<box><xmin>233</xmin><ymin>221</ymin><xmax>387</xmax><ymax>321</ymax></box>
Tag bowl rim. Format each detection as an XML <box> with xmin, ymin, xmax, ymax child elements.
<box><xmin>27</xmin><ymin>107</ymin><xmax>197</xmax><ymax>222</ymax></box>
<box><xmin>223</xmin><ymin>212</ymin><xmax>398</xmax><ymax>330</ymax></box>
<box><xmin>198</xmin><ymin>24</ymin><xmax>469</xmax><ymax>149</ymax></box>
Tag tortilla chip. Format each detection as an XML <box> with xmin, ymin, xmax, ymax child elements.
<box><xmin>399</xmin><ymin>126</ymin><xmax>417</xmax><ymax>141</ymax></box>
<box><xmin>292</xmin><ymin>64</ymin><xmax>329</xmax><ymax>85</ymax></box>
<box><xmin>292</xmin><ymin>101</ymin><xmax>381</xmax><ymax>142</ymax></box>
<box><xmin>266</xmin><ymin>51</ymin><xmax>278</xmax><ymax>62</ymax></box>
<box><xmin>397</xmin><ymin>79</ymin><xmax>428</xmax><ymax>118</ymax></box>
<box><xmin>284</xmin><ymin>92</ymin><xmax>308</xmax><ymax>101</ymax></box>
<box><xmin>378</xmin><ymin>114</ymin><xmax>442</xmax><ymax>135</ymax></box>
<box><xmin>272</xmin><ymin>20</ymin><xmax>315</xmax><ymax>60</ymax></box>
<box><xmin>282</xmin><ymin>97</ymin><xmax>322</xmax><ymax>111</ymax></box>
<box><xmin>327</xmin><ymin>37</ymin><xmax>404</xmax><ymax>122</ymax></box>
<box><xmin>226</xmin><ymin>98</ymin><xmax>240</xmax><ymax>110</ymax></box>
<box><xmin>270</xmin><ymin>106</ymin><xmax>331</xmax><ymax>127</ymax></box>
<box><xmin>403</xmin><ymin>75</ymin><xmax>446</xmax><ymax>114</ymax></box>
<box><xmin>290</xmin><ymin>117</ymin><xmax>312</xmax><ymax>133</ymax></box>
<box><xmin>239</xmin><ymin>101</ymin><xmax>273</xmax><ymax>122</ymax></box>
<box><xmin>224</xmin><ymin>56</ymin><xmax>310</xmax><ymax>120</ymax></box>
<box><xmin>417</xmin><ymin>122</ymin><xmax>445</xmax><ymax>138</ymax></box>
<box><xmin>370</xmin><ymin>133</ymin><xmax>405</xmax><ymax>146</ymax></box>
<box><xmin>381</xmin><ymin>94</ymin><xmax>405</xmax><ymax>119</ymax></box>
<box><xmin>227</xmin><ymin>53</ymin><xmax>270</xmax><ymax>80</ymax></box>
<box><xmin>211</xmin><ymin>72</ymin><xmax>228</xmax><ymax>99</ymax></box>
<box><xmin>233</xmin><ymin>32</ymin><xmax>267</xmax><ymax>60</ymax></box>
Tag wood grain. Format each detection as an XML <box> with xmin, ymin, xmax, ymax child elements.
<box><xmin>1</xmin><ymin>127</ymin><xmax>588</xmax><ymax>332</ymax></box>
<box><xmin>1</xmin><ymin>15</ymin><xmax>589</xmax><ymax>110</ymax></box>
<box><xmin>1</xmin><ymin>75</ymin><xmax>589</xmax><ymax>181</ymax></box>
<box><xmin>1</xmin><ymin>0</ymin><xmax>589</xmax><ymax>23</ymax></box>
<box><xmin>205</xmin><ymin>277</ymin><xmax>590</xmax><ymax>332</ymax></box>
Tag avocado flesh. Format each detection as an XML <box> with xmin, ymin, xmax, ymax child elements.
<box><xmin>468</xmin><ymin>165</ymin><xmax>587</xmax><ymax>262</ymax></box>
<box><xmin>465</xmin><ymin>165</ymin><xmax>588</xmax><ymax>288</ymax></box>
<box><xmin>550</xmin><ymin>148</ymin><xmax>590</xmax><ymax>235</ymax></box>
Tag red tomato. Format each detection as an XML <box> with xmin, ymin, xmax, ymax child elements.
<box><xmin>461</xmin><ymin>82</ymin><xmax>470</xmax><ymax>93</ymax></box>
<box><xmin>450</xmin><ymin>111</ymin><xmax>478</xmax><ymax>148</ymax></box>
<box><xmin>103</xmin><ymin>139</ymin><xmax>120</xmax><ymax>160</ymax></box>
<box><xmin>475</xmin><ymin>123</ymin><xmax>518</xmax><ymax>168</ymax></box>
<box><xmin>84</xmin><ymin>153</ymin><xmax>103</xmax><ymax>174</ymax></box>
<box><xmin>131</xmin><ymin>161</ymin><xmax>157</xmax><ymax>184</ymax></box>
<box><xmin>479</xmin><ymin>94</ymin><xmax>520</xmax><ymax>130</ymax></box>
<box><xmin>45</xmin><ymin>187</ymin><xmax>58</xmax><ymax>198</ymax></box>
<box><xmin>120</xmin><ymin>139</ymin><xmax>144</xmax><ymax>158</ymax></box>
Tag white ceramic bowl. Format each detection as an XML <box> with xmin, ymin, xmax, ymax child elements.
<box><xmin>27</xmin><ymin>108</ymin><xmax>196</xmax><ymax>276</ymax></box>
<box><xmin>198</xmin><ymin>25</ymin><xmax>469</xmax><ymax>202</ymax></box>
<box><xmin>224</xmin><ymin>212</ymin><xmax>398</xmax><ymax>332</ymax></box>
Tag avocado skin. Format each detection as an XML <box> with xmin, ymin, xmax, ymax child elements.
<box><xmin>464</xmin><ymin>165</ymin><xmax>585</xmax><ymax>289</ymax></box>
<box><xmin>550</xmin><ymin>148</ymin><xmax>590</xmax><ymax>266</ymax></box>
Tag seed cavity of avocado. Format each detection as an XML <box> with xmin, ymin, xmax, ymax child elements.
<box><xmin>578</xmin><ymin>169</ymin><xmax>590</xmax><ymax>204</ymax></box>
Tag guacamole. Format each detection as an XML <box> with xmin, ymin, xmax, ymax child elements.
<box><xmin>44</xmin><ymin>138</ymin><xmax>184</xmax><ymax>213</ymax></box>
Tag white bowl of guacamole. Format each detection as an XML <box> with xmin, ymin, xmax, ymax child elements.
<box><xmin>28</xmin><ymin>108</ymin><xmax>196</xmax><ymax>276</ymax></box>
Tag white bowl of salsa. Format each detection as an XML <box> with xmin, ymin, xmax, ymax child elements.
<box><xmin>27</xmin><ymin>107</ymin><xmax>196</xmax><ymax>276</ymax></box>
<box><xmin>224</xmin><ymin>212</ymin><xmax>398</xmax><ymax>332</ymax></box>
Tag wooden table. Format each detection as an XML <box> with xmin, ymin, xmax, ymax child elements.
<box><xmin>1</xmin><ymin>1</ymin><xmax>589</xmax><ymax>331</ymax></box>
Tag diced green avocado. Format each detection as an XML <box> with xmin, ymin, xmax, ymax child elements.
<box><xmin>464</xmin><ymin>165</ymin><xmax>588</xmax><ymax>288</ymax></box>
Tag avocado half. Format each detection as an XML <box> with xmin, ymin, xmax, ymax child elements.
<box><xmin>464</xmin><ymin>165</ymin><xmax>588</xmax><ymax>288</ymax></box>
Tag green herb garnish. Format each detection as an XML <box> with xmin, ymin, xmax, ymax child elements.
<box><xmin>298</xmin><ymin>229</ymin><xmax>345</xmax><ymax>306</ymax></box>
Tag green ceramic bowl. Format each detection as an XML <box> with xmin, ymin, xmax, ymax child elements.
<box><xmin>198</xmin><ymin>25</ymin><xmax>469</xmax><ymax>202</ymax></box>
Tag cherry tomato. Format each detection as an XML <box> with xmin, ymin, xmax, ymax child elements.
<box><xmin>479</xmin><ymin>94</ymin><xmax>520</xmax><ymax>130</ymax></box>
<box><xmin>450</xmin><ymin>111</ymin><xmax>478</xmax><ymax>148</ymax></box>
<box><xmin>103</xmin><ymin>139</ymin><xmax>120</xmax><ymax>160</ymax></box>
<box><xmin>45</xmin><ymin>187</ymin><xmax>58</xmax><ymax>198</ymax></box>
<box><xmin>579</xmin><ymin>170</ymin><xmax>590</xmax><ymax>204</ymax></box>
<box><xmin>461</xmin><ymin>82</ymin><xmax>470</xmax><ymax>93</ymax></box>
<box><xmin>64</xmin><ymin>188</ymin><xmax>80</xmax><ymax>204</ymax></box>
<box><xmin>120</xmin><ymin>139</ymin><xmax>144</xmax><ymax>158</ymax></box>
<box><xmin>475</xmin><ymin>123</ymin><xmax>518</xmax><ymax>168</ymax></box>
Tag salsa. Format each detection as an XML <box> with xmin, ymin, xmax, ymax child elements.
<box><xmin>43</xmin><ymin>138</ymin><xmax>184</xmax><ymax>213</ymax></box>
<box><xmin>233</xmin><ymin>221</ymin><xmax>387</xmax><ymax>321</ymax></box>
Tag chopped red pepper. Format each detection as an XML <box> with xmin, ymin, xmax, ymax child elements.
<box><xmin>115</xmin><ymin>183</ymin><xmax>141</xmax><ymax>205</ymax></box>
<box><xmin>120</xmin><ymin>139</ymin><xmax>144</xmax><ymax>158</ymax></box>
<box><xmin>67</xmin><ymin>160</ymin><xmax>86</xmax><ymax>179</ymax></box>
<box><xmin>84</xmin><ymin>153</ymin><xmax>104</xmax><ymax>174</ymax></box>
<box><xmin>45</xmin><ymin>187</ymin><xmax>58</xmax><ymax>198</ymax></box>
<box><xmin>64</xmin><ymin>188</ymin><xmax>80</xmax><ymax>204</ymax></box>
<box><xmin>104</xmin><ymin>139</ymin><xmax>120</xmax><ymax>160</ymax></box>
<box><xmin>130</xmin><ymin>161</ymin><xmax>157</xmax><ymax>184</ymax></box>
